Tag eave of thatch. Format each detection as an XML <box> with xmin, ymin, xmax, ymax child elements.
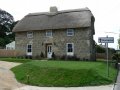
<box><xmin>13</xmin><ymin>7</ymin><xmax>94</xmax><ymax>32</ymax></box>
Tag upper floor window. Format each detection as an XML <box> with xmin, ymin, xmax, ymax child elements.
<box><xmin>46</xmin><ymin>30</ymin><xmax>52</xmax><ymax>37</ymax></box>
<box><xmin>67</xmin><ymin>29</ymin><xmax>74</xmax><ymax>36</ymax></box>
<box><xmin>27</xmin><ymin>32</ymin><xmax>33</xmax><ymax>38</ymax></box>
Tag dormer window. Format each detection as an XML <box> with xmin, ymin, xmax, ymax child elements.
<box><xmin>67</xmin><ymin>29</ymin><xmax>74</xmax><ymax>36</ymax></box>
<box><xmin>46</xmin><ymin>30</ymin><xmax>52</xmax><ymax>37</ymax></box>
<box><xmin>27</xmin><ymin>32</ymin><xmax>33</xmax><ymax>38</ymax></box>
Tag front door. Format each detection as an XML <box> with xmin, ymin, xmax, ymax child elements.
<box><xmin>47</xmin><ymin>45</ymin><xmax>52</xmax><ymax>58</ymax></box>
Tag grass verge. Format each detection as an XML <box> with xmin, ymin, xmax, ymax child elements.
<box><xmin>11</xmin><ymin>60</ymin><xmax>117</xmax><ymax>87</ymax></box>
<box><xmin>0</xmin><ymin>58</ymin><xmax>32</xmax><ymax>63</ymax></box>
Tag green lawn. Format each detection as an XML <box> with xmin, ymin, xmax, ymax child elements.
<box><xmin>0</xmin><ymin>58</ymin><xmax>33</xmax><ymax>63</ymax></box>
<box><xmin>11</xmin><ymin>60</ymin><xmax>117</xmax><ymax>87</ymax></box>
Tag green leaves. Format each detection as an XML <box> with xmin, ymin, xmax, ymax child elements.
<box><xmin>118</xmin><ymin>38</ymin><xmax>120</xmax><ymax>49</ymax></box>
<box><xmin>0</xmin><ymin>9</ymin><xmax>18</xmax><ymax>48</ymax></box>
<box><xmin>0</xmin><ymin>38</ymin><xmax>5</xmax><ymax>47</ymax></box>
<box><xmin>0</xmin><ymin>9</ymin><xmax>14</xmax><ymax>30</ymax></box>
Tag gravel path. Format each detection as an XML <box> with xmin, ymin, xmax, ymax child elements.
<box><xmin>0</xmin><ymin>61</ymin><xmax>24</xmax><ymax>90</ymax></box>
<box><xmin>14</xmin><ymin>85</ymin><xmax>113</xmax><ymax>90</ymax></box>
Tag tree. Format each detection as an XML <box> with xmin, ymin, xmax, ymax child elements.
<box><xmin>0</xmin><ymin>9</ymin><xmax>14</xmax><ymax>31</ymax></box>
<box><xmin>118</xmin><ymin>38</ymin><xmax>120</xmax><ymax>49</ymax></box>
<box><xmin>0</xmin><ymin>9</ymin><xmax>14</xmax><ymax>48</ymax></box>
<box><xmin>96</xmin><ymin>44</ymin><xmax>116</xmax><ymax>54</ymax></box>
<box><xmin>96</xmin><ymin>44</ymin><xmax>106</xmax><ymax>53</ymax></box>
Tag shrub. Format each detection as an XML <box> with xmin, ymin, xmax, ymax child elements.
<box><xmin>40</xmin><ymin>52</ymin><xmax>44</xmax><ymax>58</ymax></box>
<box><xmin>52</xmin><ymin>52</ymin><xmax>56</xmax><ymax>60</ymax></box>
<box><xmin>96</xmin><ymin>45</ymin><xmax>105</xmax><ymax>53</ymax></box>
<box><xmin>34</xmin><ymin>55</ymin><xmax>41</xmax><ymax>60</ymax></box>
<box><xmin>26</xmin><ymin>55</ymin><xmax>32</xmax><ymax>59</ymax></box>
<box><xmin>112</xmin><ymin>53</ymin><xmax>120</xmax><ymax>62</ymax></box>
<box><xmin>33</xmin><ymin>52</ymin><xmax>45</xmax><ymax>60</ymax></box>
<box><xmin>112</xmin><ymin>53</ymin><xmax>120</xmax><ymax>69</ymax></box>
<box><xmin>60</xmin><ymin>55</ymin><xmax>80</xmax><ymax>61</ymax></box>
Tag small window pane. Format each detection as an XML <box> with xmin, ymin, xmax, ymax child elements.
<box><xmin>28</xmin><ymin>49</ymin><xmax>31</xmax><ymax>52</ymax></box>
<box><xmin>27</xmin><ymin>45</ymin><xmax>32</xmax><ymax>52</ymax></box>
<box><xmin>46</xmin><ymin>30</ymin><xmax>52</xmax><ymax>37</ymax></box>
<box><xmin>67</xmin><ymin>44</ymin><xmax>73</xmax><ymax>52</ymax></box>
<box><xmin>67</xmin><ymin>29</ymin><xmax>74</xmax><ymax>36</ymax></box>
<box><xmin>27</xmin><ymin>32</ymin><xmax>33</xmax><ymax>38</ymax></box>
<box><xmin>28</xmin><ymin>45</ymin><xmax>31</xmax><ymax>48</ymax></box>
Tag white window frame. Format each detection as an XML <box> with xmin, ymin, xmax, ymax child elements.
<box><xmin>46</xmin><ymin>30</ymin><xmax>52</xmax><ymax>37</ymax></box>
<box><xmin>26</xmin><ymin>44</ymin><xmax>32</xmax><ymax>55</ymax></box>
<box><xmin>66</xmin><ymin>43</ymin><xmax>74</xmax><ymax>56</ymax></box>
<box><xmin>27</xmin><ymin>32</ymin><xmax>33</xmax><ymax>38</ymax></box>
<box><xmin>67</xmin><ymin>29</ymin><xmax>74</xmax><ymax>36</ymax></box>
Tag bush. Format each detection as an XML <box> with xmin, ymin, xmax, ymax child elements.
<box><xmin>33</xmin><ymin>52</ymin><xmax>45</xmax><ymax>60</ymax></box>
<box><xmin>52</xmin><ymin>52</ymin><xmax>56</xmax><ymax>60</ymax></box>
<box><xmin>112</xmin><ymin>53</ymin><xmax>120</xmax><ymax>69</ymax></box>
<box><xmin>25</xmin><ymin>55</ymin><xmax>32</xmax><ymax>59</ymax></box>
<box><xmin>112</xmin><ymin>53</ymin><xmax>120</xmax><ymax>62</ymax></box>
<box><xmin>96</xmin><ymin>45</ymin><xmax>105</xmax><ymax>53</ymax></box>
<box><xmin>34</xmin><ymin>55</ymin><xmax>41</xmax><ymax>60</ymax></box>
<box><xmin>40</xmin><ymin>52</ymin><xmax>44</xmax><ymax>58</ymax></box>
<box><xmin>60</xmin><ymin>55</ymin><xmax>80</xmax><ymax>61</ymax></box>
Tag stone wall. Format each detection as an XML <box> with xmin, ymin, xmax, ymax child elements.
<box><xmin>15</xmin><ymin>28</ymin><xmax>95</xmax><ymax>60</ymax></box>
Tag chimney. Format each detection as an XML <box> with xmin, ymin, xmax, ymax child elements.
<box><xmin>50</xmin><ymin>6</ymin><xmax>58</xmax><ymax>13</ymax></box>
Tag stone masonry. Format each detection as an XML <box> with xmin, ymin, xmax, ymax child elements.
<box><xmin>15</xmin><ymin>27</ymin><xmax>95</xmax><ymax>60</ymax></box>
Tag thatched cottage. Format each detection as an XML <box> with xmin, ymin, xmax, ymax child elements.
<box><xmin>13</xmin><ymin>7</ymin><xmax>96</xmax><ymax>60</ymax></box>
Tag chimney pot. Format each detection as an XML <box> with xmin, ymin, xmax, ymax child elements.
<box><xmin>50</xmin><ymin>6</ymin><xmax>58</xmax><ymax>13</ymax></box>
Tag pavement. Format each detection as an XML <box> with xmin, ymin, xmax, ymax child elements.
<box><xmin>15</xmin><ymin>85</ymin><xmax>113</xmax><ymax>90</ymax></box>
<box><xmin>0</xmin><ymin>61</ymin><xmax>114</xmax><ymax>90</ymax></box>
<box><xmin>113</xmin><ymin>63</ymin><xmax>120</xmax><ymax>90</ymax></box>
<box><xmin>0</xmin><ymin>61</ymin><xmax>24</xmax><ymax>90</ymax></box>
<box><xmin>14</xmin><ymin>85</ymin><xmax>113</xmax><ymax>90</ymax></box>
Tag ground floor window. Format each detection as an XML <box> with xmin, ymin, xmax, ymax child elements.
<box><xmin>66</xmin><ymin>43</ymin><xmax>74</xmax><ymax>56</ymax></box>
<box><xmin>27</xmin><ymin>44</ymin><xmax>32</xmax><ymax>55</ymax></box>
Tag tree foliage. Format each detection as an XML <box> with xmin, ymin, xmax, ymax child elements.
<box><xmin>118</xmin><ymin>38</ymin><xmax>120</xmax><ymax>49</ymax></box>
<box><xmin>0</xmin><ymin>9</ymin><xmax>14</xmax><ymax>31</ymax></box>
<box><xmin>0</xmin><ymin>9</ymin><xmax>15</xmax><ymax>48</ymax></box>
<box><xmin>96</xmin><ymin>45</ymin><xmax>106</xmax><ymax>53</ymax></box>
<box><xmin>96</xmin><ymin>44</ymin><xmax>116</xmax><ymax>54</ymax></box>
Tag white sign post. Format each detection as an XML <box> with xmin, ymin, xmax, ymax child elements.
<box><xmin>98</xmin><ymin>36</ymin><xmax>114</xmax><ymax>77</ymax></box>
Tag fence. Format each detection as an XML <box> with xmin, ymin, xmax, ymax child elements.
<box><xmin>0</xmin><ymin>49</ymin><xmax>23</xmax><ymax>57</ymax></box>
<box><xmin>96</xmin><ymin>53</ymin><xmax>113</xmax><ymax>60</ymax></box>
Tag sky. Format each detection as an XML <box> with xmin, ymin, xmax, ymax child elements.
<box><xmin>0</xmin><ymin>0</ymin><xmax>120</xmax><ymax>49</ymax></box>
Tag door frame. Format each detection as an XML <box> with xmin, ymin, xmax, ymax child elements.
<box><xmin>45</xmin><ymin>43</ymin><xmax>52</xmax><ymax>58</ymax></box>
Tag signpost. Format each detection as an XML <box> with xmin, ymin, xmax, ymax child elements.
<box><xmin>98</xmin><ymin>36</ymin><xmax>114</xmax><ymax>77</ymax></box>
<box><xmin>98</xmin><ymin>37</ymin><xmax>114</xmax><ymax>43</ymax></box>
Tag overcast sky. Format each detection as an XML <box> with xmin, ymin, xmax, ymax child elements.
<box><xmin>0</xmin><ymin>0</ymin><xmax>120</xmax><ymax>49</ymax></box>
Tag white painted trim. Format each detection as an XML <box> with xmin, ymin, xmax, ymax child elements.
<box><xmin>47</xmin><ymin>45</ymin><xmax>52</xmax><ymax>58</ymax></box>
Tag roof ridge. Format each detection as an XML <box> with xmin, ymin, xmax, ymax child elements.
<box><xmin>27</xmin><ymin>7</ymin><xmax>90</xmax><ymax>17</ymax></box>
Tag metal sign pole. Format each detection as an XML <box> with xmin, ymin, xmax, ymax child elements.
<box><xmin>98</xmin><ymin>36</ymin><xmax>114</xmax><ymax>77</ymax></box>
<box><xmin>106</xmin><ymin>42</ymin><xmax>109</xmax><ymax>77</ymax></box>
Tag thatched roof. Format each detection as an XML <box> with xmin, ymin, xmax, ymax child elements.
<box><xmin>13</xmin><ymin>7</ymin><xmax>95</xmax><ymax>32</ymax></box>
